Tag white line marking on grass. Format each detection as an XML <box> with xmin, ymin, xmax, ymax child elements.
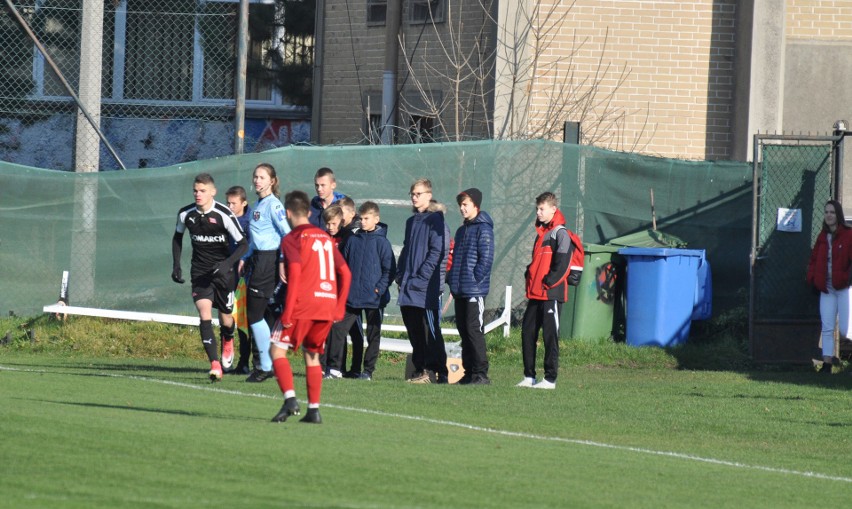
<box><xmin>4</xmin><ymin>364</ymin><xmax>851</xmax><ymax>484</ymax></box>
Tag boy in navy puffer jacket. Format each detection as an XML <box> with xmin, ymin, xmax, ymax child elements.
<box><xmin>339</xmin><ymin>202</ymin><xmax>396</xmax><ymax>379</ymax></box>
<box><xmin>446</xmin><ymin>188</ymin><xmax>494</xmax><ymax>385</ymax></box>
<box><xmin>397</xmin><ymin>178</ymin><xmax>450</xmax><ymax>383</ymax></box>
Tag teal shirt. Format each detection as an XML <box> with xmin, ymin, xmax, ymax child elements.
<box><xmin>243</xmin><ymin>194</ymin><xmax>290</xmax><ymax>260</ymax></box>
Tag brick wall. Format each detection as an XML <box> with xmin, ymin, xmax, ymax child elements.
<box><xmin>529</xmin><ymin>0</ymin><xmax>737</xmax><ymax>160</ymax></box>
<box><xmin>787</xmin><ymin>0</ymin><xmax>852</xmax><ymax>40</ymax></box>
<box><xmin>321</xmin><ymin>0</ymin><xmax>745</xmax><ymax>160</ymax></box>
<box><xmin>319</xmin><ymin>1</ymin><xmax>384</xmax><ymax>144</ymax></box>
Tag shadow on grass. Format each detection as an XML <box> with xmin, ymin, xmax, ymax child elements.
<box><xmin>1</xmin><ymin>360</ymin><xmax>201</xmax><ymax>375</ymax></box>
<box><xmin>671</xmin><ymin>342</ymin><xmax>852</xmax><ymax>392</ymax></box>
<box><xmin>685</xmin><ymin>391</ymin><xmax>807</xmax><ymax>401</ymax></box>
<box><xmin>23</xmin><ymin>398</ymin><xmax>268</xmax><ymax>422</ymax></box>
<box><xmin>744</xmin><ymin>369</ymin><xmax>852</xmax><ymax>391</ymax></box>
<box><xmin>1</xmin><ymin>359</ymin><xmax>308</xmax><ymax>380</ymax></box>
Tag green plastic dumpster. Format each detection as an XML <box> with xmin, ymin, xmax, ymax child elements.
<box><xmin>561</xmin><ymin>244</ymin><xmax>626</xmax><ymax>342</ymax></box>
<box><xmin>607</xmin><ymin>229</ymin><xmax>687</xmax><ymax>249</ymax></box>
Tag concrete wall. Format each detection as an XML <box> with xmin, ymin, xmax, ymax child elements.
<box><xmin>0</xmin><ymin>116</ymin><xmax>310</xmax><ymax>170</ymax></box>
<box><xmin>317</xmin><ymin>0</ymin><xmax>852</xmax><ymax>167</ymax></box>
<box><xmin>783</xmin><ymin>0</ymin><xmax>852</xmax><ymax>202</ymax></box>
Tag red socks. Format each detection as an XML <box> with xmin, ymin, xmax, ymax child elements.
<box><xmin>306</xmin><ymin>364</ymin><xmax>323</xmax><ymax>406</ymax></box>
<box><xmin>273</xmin><ymin>357</ymin><xmax>294</xmax><ymax>394</ymax></box>
<box><xmin>272</xmin><ymin>358</ymin><xmax>322</xmax><ymax>407</ymax></box>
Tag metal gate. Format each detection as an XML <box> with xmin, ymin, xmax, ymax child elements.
<box><xmin>750</xmin><ymin>134</ymin><xmax>842</xmax><ymax>362</ymax></box>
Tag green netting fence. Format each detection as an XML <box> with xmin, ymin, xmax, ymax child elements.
<box><xmin>0</xmin><ymin>140</ymin><xmax>752</xmax><ymax>323</ymax></box>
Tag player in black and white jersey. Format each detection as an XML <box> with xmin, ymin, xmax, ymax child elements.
<box><xmin>172</xmin><ymin>173</ymin><xmax>248</xmax><ymax>382</ymax></box>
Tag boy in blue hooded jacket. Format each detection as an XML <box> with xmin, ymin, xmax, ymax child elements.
<box><xmin>446</xmin><ymin>188</ymin><xmax>494</xmax><ymax>385</ymax></box>
<box><xmin>339</xmin><ymin>201</ymin><xmax>396</xmax><ymax>379</ymax></box>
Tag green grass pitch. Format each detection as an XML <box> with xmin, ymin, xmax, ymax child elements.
<box><xmin>1</xmin><ymin>351</ymin><xmax>849</xmax><ymax>508</ymax></box>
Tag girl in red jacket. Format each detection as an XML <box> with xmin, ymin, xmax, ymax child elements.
<box><xmin>806</xmin><ymin>199</ymin><xmax>852</xmax><ymax>373</ymax></box>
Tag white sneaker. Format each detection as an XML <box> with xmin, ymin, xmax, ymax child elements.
<box><xmin>533</xmin><ymin>379</ymin><xmax>556</xmax><ymax>390</ymax></box>
<box><xmin>516</xmin><ymin>377</ymin><xmax>535</xmax><ymax>388</ymax></box>
<box><xmin>323</xmin><ymin>369</ymin><xmax>343</xmax><ymax>380</ymax></box>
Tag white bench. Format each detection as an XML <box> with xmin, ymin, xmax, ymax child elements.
<box><xmin>43</xmin><ymin>287</ymin><xmax>513</xmax><ymax>355</ymax></box>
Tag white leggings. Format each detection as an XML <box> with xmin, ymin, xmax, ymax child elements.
<box><xmin>819</xmin><ymin>283</ymin><xmax>852</xmax><ymax>358</ymax></box>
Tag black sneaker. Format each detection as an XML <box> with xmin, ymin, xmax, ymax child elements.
<box><xmin>456</xmin><ymin>374</ymin><xmax>473</xmax><ymax>385</ymax></box>
<box><xmin>819</xmin><ymin>362</ymin><xmax>833</xmax><ymax>374</ymax></box>
<box><xmin>271</xmin><ymin>397</ymin><xmax>301</xmax><ymax>423</ymax></box>
<box><xmin>469</xmin><ymin>374</ymin><xmax>492</xmax><ymax>385</ymax></box>
<box><xmin>246</xmin><ymin>369</ymin><xmax>274</xmax><ymax>383</ymax></box>
<box><xmin>299</xmin><ymin>408</ymin><xmax>322</xmax><ymax>424</ymax></box>
<box><xmin>228</xmin><ymin>362</ymin><xmax>251</xmax><ymax>375</ymax></box>
<box><xmin>436</xmin><ymin>373</ymin><xmax>449</xmax><ymax>384</ymax></box>
<box><xmin>342</xmin><ymin>370</ymin><xmax>360</xmax><ymax>379</ymax></box>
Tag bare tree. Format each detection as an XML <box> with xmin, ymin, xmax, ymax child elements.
<box><xmin>393</xmin><ymin>0</ymin><xmax>495</xmax><ymax>142</ymax></box>
<box><xmin>385</xmin><ymin>0</ymin><xmax>654</xmax><ymax>151</ymax></box>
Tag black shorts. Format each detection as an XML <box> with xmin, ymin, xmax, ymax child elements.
<box><xmin>247</xmin><ymin>250</ymin><xmax>279</xmax><ymax>299</ymax></box>
<box><xmin>191</xmin><ymin>273</ymin><xmax>235</xmax><ymax>314</ymax></box>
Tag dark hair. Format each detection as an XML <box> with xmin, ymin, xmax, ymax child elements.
<box><xmin>359</xmin><ymin>201</ymin><xmax>380</xmax><ymax>215</ymax></box>
<box><xmin>823</xmin><ymin>199</ymin><xmax>849</xmax><ymax>232</ymax></box>
<box><xmin>194</xmin><ymin>173</ymin><xmax>215</xmax><ymax>186</ymax></box>
<box><xmin>285</xmin><ymin>190</ymin><xmax>311</xmax><ymax>217</ymax></box>
<box><xmin>226</xmin><ymin>186</ymin><xmax>247</xmax><ymax>201</ymax></box>
<box><xmin>535</xmin><ymin>192</ymin><xmax>558</xmax><ymax>207</ymax></box>
<box><xmin>315</xmin><ymin>167</ymin><xmax>335</xmax><ymax>181</ymax></box>
<box><xmin>254</xmin><ymin>163</ymin><xmax>280</xmax><ymax>197</ymax></box>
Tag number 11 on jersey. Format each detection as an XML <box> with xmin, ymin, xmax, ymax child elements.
<box><xmin>312</xmin><ymin>239</ymin><xmax>336</xmax><ymax>281</ymax></box>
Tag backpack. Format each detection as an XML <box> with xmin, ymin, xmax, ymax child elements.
<box><xmin>550</xmin><ymin>225</ymin><xmax>584</xmax><ymax>286</ymax></box>
<box><xmin>566</xmin><ymin>229</ymin><xmax>584</xmax><ymax>286</ymax></box>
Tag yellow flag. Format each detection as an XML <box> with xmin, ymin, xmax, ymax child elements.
<box><xmin>233</xmin><ymin>276</ymin><xmax>249</xmax><ymax>335</ymax></box>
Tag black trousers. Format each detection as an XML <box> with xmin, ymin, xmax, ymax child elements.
<box><xmin>454</xmin><ymin>296</ymin><xmax>489</xmax><ymax>377</ymax></box>
<box><xmin>401</xmin><ymin>306</ymin><xmax>448</xmax><ymax>376</ymax></box>
<box><xmin>323</xmin><ymin>309</ymin><xmax>365</xmax><ymax>372</ymax></box>
<box><xmin>521</xmin><ymin>299</ymin><xmax>562</xmax><ymax>382</ymax></box>
<box><xmin>323</xmin><ymin>320</ymin><xmax>347</xmax><ymax>373</ymax></box>
<box><xmin>347</xmin><ymin>307</ymin><xmax>384</xmax><ymax>375</ymax></box>
<box><xmin>235</xmin><ymin>327</ymin><xmax>259</xmax><ymax>370</ymax></box>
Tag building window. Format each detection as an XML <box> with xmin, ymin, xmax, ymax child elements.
<box><xmin>200</xmin><ymin>1</ymin><xmax>279</xmax><ymax>102</ymax></box>
<box><xmin>366</xmin><ymin>113</ymin><xmax>383</xmax><ymax>143</ymax></box>
<box><xmin>124</xmin><ymin>0</ymin><xmax>195</xmax><ymax>101</ymax></box>
<box><xmin>30</xmin><ymin>0</ymin><xmax>86</xmax><ymax>97</ymax></box>
<box><xmin>409</xmin><ymin>0</ymin><xmax>443</xmax><ymax>24</ymax></box>
<box><xmin>246</xmin><ymin>34</ymin><xmax>275</xmax><ymax>102</ymax></box>
<box><xmin>24</xmin><ymin>0</ymin><xmax>307</xmax><ymax>108</ymax></box>
<box><xmin>403</xmin><ymin>114</ymin><xmax>437</xmax><ymax>143</ymax></box>
<box><xmin>367</xmin><ymin>0</ymin><xmax>387</xmax><ymax>25</ymax></box>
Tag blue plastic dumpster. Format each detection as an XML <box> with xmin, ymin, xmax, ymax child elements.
<box><xmin>618</xmin><ymin>248</ymin><xmax>705</xmax><ymax>347</ymax></box>
<box><xmin>692</xmin><ymin>252</ymin><xmax>712</xmax><ymax>321</ymax></box>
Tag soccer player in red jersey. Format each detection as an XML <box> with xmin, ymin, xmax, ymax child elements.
<box><xmin>269</xmin><ymin>190</ymin><xmax>351</xmax><ymax>424</ymax></box>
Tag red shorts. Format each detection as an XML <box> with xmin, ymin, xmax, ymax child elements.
<box><xmin>270</xmin><ymin>319</ymin><xmax>332</xmax><ymax>354</ymax></box>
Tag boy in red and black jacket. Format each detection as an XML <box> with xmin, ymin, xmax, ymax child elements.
<box><xmin>517</xmin><ymin>192</ymin><xmax>583</xmax><ymax>390</ymax></box>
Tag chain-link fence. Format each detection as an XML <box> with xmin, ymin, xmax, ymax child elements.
<box><xmin>750</xmin><ymin>136</ymin><xmax>838</xmax><ymax>362</ymax></box>
<box><xmin>1</xmin><ymin>0</ymin><xmax>313</xmax><ymax>171</ymax></box>
<box><xmin>0</xmin><ymin>140</ymin><xmax>754</xmax><ymax>321</ymax></box>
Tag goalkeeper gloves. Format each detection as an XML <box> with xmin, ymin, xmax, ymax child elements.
<box><xmin>212</xmin><ymin>261</ymin><xmax>232</xmax><ymax>278</ymax></box>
